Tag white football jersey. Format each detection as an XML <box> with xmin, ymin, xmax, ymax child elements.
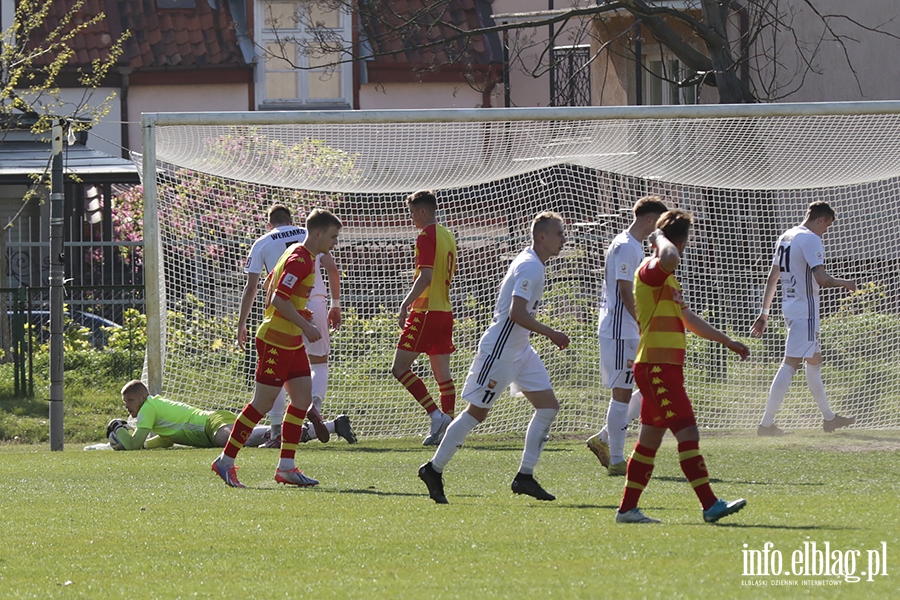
<box><xmin>244</xmin><ymin>224</ymin><xmax>326</xmax><ymax>297</ymax></box>
<box><xmin>476</xmin><ymin>247</ymin><xmax>546</xmax><ymax>360</ymax></box>
<box><xmin>598</xmin><ymin>230</ymin><xmax>643</xmax><ymax>340</ymax></box>
<box><xmin>772</xmin><ymin>225</ymin><xmax>825</xmax><ymax>321</ymax></box>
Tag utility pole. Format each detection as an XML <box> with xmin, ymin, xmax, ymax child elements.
<box><xmin>49</xmin><ymin>119</ymin><xmax>65</xmax><ymax>450</ymax></box>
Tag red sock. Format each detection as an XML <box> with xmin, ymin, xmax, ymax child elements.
<box><xmin>223</xmin><ymin>404</ymin><xmax>264</xmax><ymax>459</ymax></box>
<box><xmin>438</xmin><ymin>379</ymin><xmax>455</xmax><ymax>417</ymax></box>
<box><xmin>678</xmin><ymin>440</ymin><xmax>717</xmax><ymax>510</ymax></box>
<box><xmin>619</xmin><ymin>443</ymin><xmax>657</xmax><ymax>513</ymax></box>
<box><xmin>397</xmin><ymin>370</ymin><xmax>438</xmax><ymax>414</ymax></box>
<box><xmin>280</xmin><ymin>403</ymin><xmax>308</xmax><ymax>462</ymax></box>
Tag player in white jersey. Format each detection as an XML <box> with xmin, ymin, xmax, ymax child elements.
<box><xmin>417</xmin><ymin>212</ymin><xmax>570</xmax><ymax>504</ymax></box>
<box><xmin>588</xmin><ymin>197</ymin><xmax>668</xmax><ymax>475</ymax></box>
<box><xmin>237</xmin><ymin>205</ymin><xmax>356</xmax><ymax>447</ymax></box>
<box><xmin>751</xmin><ymin>201</ymin><xmax>857</xmax><ymax>436</ymax></box>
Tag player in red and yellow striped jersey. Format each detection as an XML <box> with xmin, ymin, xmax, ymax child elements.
<box><xmin>211</xmin><ymin>208</ymin><xmax>342</xmax><ymax>488</ymax></box>
<box><xmin>616</xmin><ymin>209</ymin><xmax>751</xmax><ymax>524</ymax></box>
<box><xmin>390</xmin><ymin>190</ymin><xmax>458</xmax><ymax>446</ymax></box>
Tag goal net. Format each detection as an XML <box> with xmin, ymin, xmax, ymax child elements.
<box><xmin>139</xmin><ymin>103</ymin><xmax>900</xmax><ymax>437</ymax></box>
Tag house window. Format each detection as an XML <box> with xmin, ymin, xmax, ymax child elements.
<box><xmin>643</xmin><ymin>57</ymin><xmax>698</xmax><ymax>105</ymax></box>
<box><xmin>257</xmin><ymin>0</ymin><xmax>352</xmax><ymax>108</ymax></box>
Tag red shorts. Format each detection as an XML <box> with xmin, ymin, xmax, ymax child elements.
<box><xmin>255</xmin><ymin>339</ymin><xmax>311</xmax><ymax>386</ymax></box>
<box><xmin>634</xmin><ymin>362</ymin><xmax>696</xmax><ymax>432</ymax></box>
<box><xmin>397</xmin><ymin>310</ymin><xmax>455</xmax><ymax>355</ymax></box>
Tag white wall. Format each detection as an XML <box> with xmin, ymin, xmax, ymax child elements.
<box><xmin>52</xmin><ymin>88</ymin><xmax>124</xmax><ymax>158</ymax></box>
<box><xmin>128</xmin><ymin>83</ymin><xmax>250</xmax><ymax>154</ymax></box>
<box><xmin>767</xmin><ymin>0</ymin><xmax>900</xmax><ymax>102</ymax></box>
<box><xmin>359</xmin><ymin>82</ymin><xmax>483</xmax><ymax>109</ymax></box>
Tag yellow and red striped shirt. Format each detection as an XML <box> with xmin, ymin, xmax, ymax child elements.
<box><xmin>256</xmin><ymin>243</ymin><xmax>316</xmax><ymax>349</ymax></box>
<box><xmin>634</xmin><ymin>257</ymin><xmax>688</xmax><ymax>365</ymax></box>
<box><xmin>410</xmin><ymin>223</ymin><xmax>457</xmax><ymax>313</ymax></box>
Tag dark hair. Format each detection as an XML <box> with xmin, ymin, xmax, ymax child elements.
<box><xmin>656</xmin><ymin>209</ymin><xmax>694</xmax><ymax>245</ymax></box>
<box><xmin>267</xmin><ymin>204</ymin><xmax>292</xmax><ymax>226</ymax></box>
<box><xmin>531</xmin><ymin>211</ymin><xmax>564</xmax><ymax>239</ymax></box>
<box><xmin>806</xmin><ymin>201</ymin><xmax>836</xmax><ymax>222</ymax></box>
<box><xmin>306</xmin><ymin>208</ymin><xmax>342</xmax><ymax>232</ymax></box>
<box><xmin>633</xmin><ymin>195</ymin><xmax>668</xmax><ymax>218</ymax></box>
<box><xmin>406</xmin><ymin>190</ymin><xmax>438</xmax><ymax>211</ymax></box>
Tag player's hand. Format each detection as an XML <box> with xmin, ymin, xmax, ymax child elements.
<box><xmin>397</xmin><ymin>304</ymin><xmax>409</xmax><ymax>330</ymax></box>
<box><xmin>549</xmin><ymin>330</ymin><xmax>569</xmax><ymax>350</ymax></box>
<box><xmin>303</xmin><ymin>323</ymin><xmax>322</xmax><ymax>343</ymax></box>
<box><xmin>328</xmin><ymin>306</ymin><xmax>342</xmax><ymax>331</ymax></box>
<box><xmin>750</xmin><ymin>315</ymin><xmax>767</xmax><ymax>338</ymax></box>
<box><xmin>842</xmin><ymin>279</ymin><xmax>858</xmax><ymax>293</ymax></box>
<box><xmin>726</xmin><ymin>339</ymin><xmax>750</xmax><ymax>361</ymax></box>
<box><xmin>106</xmin><ymin>418</ymin><xmax>130</xmax><ymax>438</ymax></box>
<box><xmin>237</xmin><ymin>322</ymin><xmax>248</xmax><ymax>350</ymax></box>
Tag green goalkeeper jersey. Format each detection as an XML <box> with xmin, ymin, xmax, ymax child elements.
<box><xmin>116</xmin><ymin>395</ymin><xmax>216</xmax><ymax>450</ymax></box>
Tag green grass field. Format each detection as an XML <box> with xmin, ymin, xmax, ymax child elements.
<box><xmin>1</xmin><ymin>431</ymin><xmax>898</xmax><ymax>599</ymax></box>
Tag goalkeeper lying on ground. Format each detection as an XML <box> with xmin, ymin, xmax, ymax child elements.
<box><xmin>107</xmin><ymin>380</ymin><xmax>269</xmax><ymax>450</ymax></box>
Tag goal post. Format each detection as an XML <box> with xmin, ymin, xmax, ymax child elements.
<box><xmin>140</xmin><ymin>102</ymin><xmax>900</xmax><ymax>436</ymax></box>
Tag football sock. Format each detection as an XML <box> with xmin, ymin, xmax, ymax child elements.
<box><xmin>269</xmin><ymin>387</ymin><xmax>287</xmax><ymax>429</ymax></box>
<box><xmin>806</xmin><ymin>362</ymin><xmax>835</xmax><ymax>421</ymax></box>
<box><xmin>431</xmin><ymin>412</ymin><xmax>479</xmax><ymax>472</ymax></box>
<box><xmin>619</xmin><ymin>443</ymin><xmax>656</xmax><ymax>513</ymax></box>
<box><xmin>597</xmin><ymin>426</ymin><xmax>609</xmax><ymax>444</ymax></box>
<box><xmin>626</xmin><ymin>390</ymin><xmax>643</xmax><ymax>423</ymax></box>
<box><xmin>222</xmin><ymin>403</ymin><xmax>264</xmax><ymax>461</ymax></box>
<box><xmin>678</xmin><ymin>440</ymin><xmax>717</xmax><ymax>511</ymax></box>
<box><xmin>438</xmin><ymin>379</ymin><xmax>456</xmax><ymax>417</ymax></box>
<box><xmin>397</xmin><ymin>370</ymin><xmax>438</xmax><ymax>414</ymax></box>
<box><xmin>310</xmin><ymin>362</ymin><xmax>329</xmax><ymax>407</ymax></box>
<box><xmin>760</xmin><ymin>363</ymin><xmax>795</xmax><ymax>427</ymax></box>
<box><xmin>519</xmin><ymin>407</ymin><xmax>558</xmax><ymax>475</ymax></box>
<box><xmin>606</xmin><ymin>399</ymin><xmax>630</xmax><ymax>465</ymax></box>
<box><xmin>280</xmin><ymin>403</ymin><xmax>308</xmax><ymax>468</ymax></box>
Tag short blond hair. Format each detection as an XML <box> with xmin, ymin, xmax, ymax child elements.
<box><xmin>531</xmin><ymin>211</ymin><xmax>564</xmax><ymax>239</ymax></box>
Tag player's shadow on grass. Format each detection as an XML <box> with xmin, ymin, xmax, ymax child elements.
<box><xmin>700</xmin><ymin>523</ymin><xmax>861</xmax><ymax>531</ymax></box>
<box><xmin>326</xmin><ymin>487</ymin><xmax>480</xmax><ymax>499</ymax></box>
<box><xmin>651</xmin><ymin>475</ymin><xmax>824</xmax><ymax>487</ymax></box>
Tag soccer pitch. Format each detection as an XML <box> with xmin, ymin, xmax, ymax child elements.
<box><xmin>1</xmin><ymin>431</ymin><xmax>897</xmax><ymax>599</ymax></box>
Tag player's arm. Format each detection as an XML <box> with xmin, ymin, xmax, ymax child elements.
<box><xmin>398</xmin><ymin>267</ymin><xmax>432</xmax><ymax>328</ymax></box>
<box><xmin>648</xmin><ymin>229</ymin><xmax>681</xmax><ymax>273</ymax></box>
<box><xmin>751</xmin><ymin>264</ymin><xmax>780</xmax><ymax>338</ymax></box>
<box><xmin>237</xmin><ymin>272</ymin><xmax>262</xmax><ymax>349</ymax></box>
<box><xmin>509</xmin><ymin>296</ymin><xmax>569</xmax><ymax>350</ymax></box>
<box><xmin>114</xmin><ymin>426</ymin><xmax>152</xmax><ymax>450</ymax></box>
<box><xmin>811</xmin><ymin>265</ymin><xmax>857</xmax><ymax>292</ymax></box>
<box><xmin>144</xmin><ymin>434</ymin><xmax>175</xmax><ymax>449</ymax></box>
<box><xmin>271</xmin><ymin>294</ymin><xmax>321</xmax><ymax>342</ymax></box>
<box><xmin>682</xmin><ymin>308</ymin><xmax>750</xmax><ymax>360</ymax></box>
<box><xmin>616</xmin><ymin>279</ymin><xmax>637</xmax><ymax>323</ymax></box>
<box><xmin>321</xmin><ymin>253</ymin><xmax>342</xmax><ymax>330</ymax></box>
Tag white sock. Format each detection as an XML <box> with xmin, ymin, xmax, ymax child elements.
<box><xmin>326</xmin><ymin>420</ymin><xmax>335</xmax><ymax>433</ymax></box>
<box><xmin>597</xmin><ymin>425</ymin><xmax>609</xmax><ymax>444</ymax></box>
<box><xmin>430</xmin><ymin>410</ymin><xmax>446</xmax><ymax>422</ymax></box>
<box><xmin>277</xmin><ymin>457</ymin><xmax>295</xmax><ymax>471</ymax></box>
<box><xmin>217</xmin><ymin>452</ymin><xmax>234</xmax><ymax>467</ymax></box>
<box><xmin>519</xmin><ymin>407</ymin><xmax>558</xmax><ymax>475</ymax></box>
<box><xmin>606</xmin><ymin>399</ymin><xmax>629</xmax><ymax>465</ymax></box>
<box><xmin>761</xmin><ymin>363</ymin><xmax>796</xmax><ymax>427</ymax></box>
<box><xmin>806</xmin><ymin>362</ymin><xmax>835</xmax><ymax>421</ymax></box>
<box><xmin>310</xmin><ymin>362</ymin><xmax>329</xmax><ymax>406</ymax></box>
<box><xmin>245</xmin><ymin>426</ymin><xmax>269</xmax><ymax>447</ymax></box>
<box><xmin>432</xmin><ymin>412</ymin><xmax>479</xmax><ymax>472</ymax></box>
<box><xmin>626</xmin><ymin>390</ymin><xmax>642</xmax><ymax>423</ymax></box>
<box><xmin>269</xmin><ymin>387</ymin><xmax>287</xmax><ymax>429</ymax></box>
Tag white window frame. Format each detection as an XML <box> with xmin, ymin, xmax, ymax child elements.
<box><xmin>255</xmin><ymin>0</ymin><xmax>353</xmax><ymax>109</ymax></box>
<box><xmin>642</xmin><ymin>52</ymin><xmax>699</xmax><ymax>106</ymax></box>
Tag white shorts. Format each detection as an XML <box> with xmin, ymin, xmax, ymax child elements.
<box><xmin>784</xmin><ymin>318</ymin><xmax>820</xmax><ymax>359</ymax></box>
<box><xmin>302</xmin><ymin>295</ymin><xmax>331</xmax><ymax>357</ymax></box>
<box><xmin>462</xmin><ymin>346</ymin><xmax>552</xmax><ymax>409</ymax></box>
<box><xmin>599</xmin><ymin>337</ymin><xmax>638</xmax><ymax>389</ymax></box>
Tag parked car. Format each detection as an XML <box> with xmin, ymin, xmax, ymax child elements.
<box><xmin>4</xmin><ymin>309</ymin><xmax>120</xmax><ymax>349</ymax></box>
